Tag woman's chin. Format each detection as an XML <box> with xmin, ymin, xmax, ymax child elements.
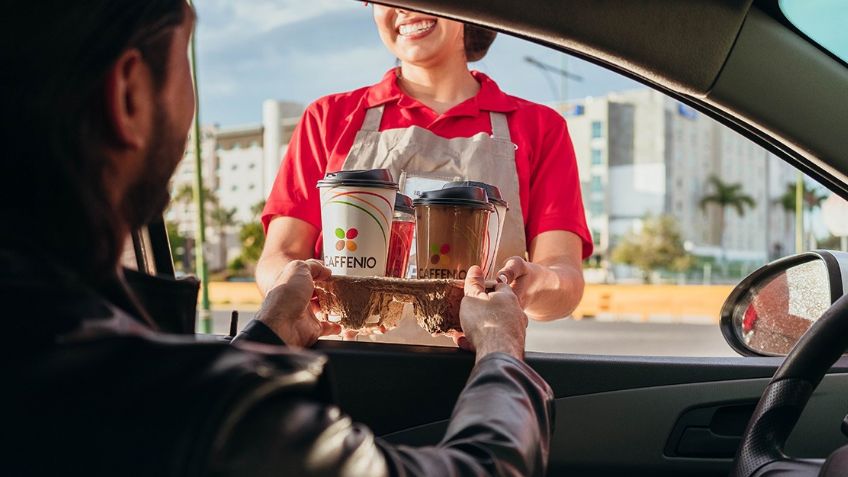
<box><xmin>396</xmin><ymin>49</ymin><xmax>445</xmax><ymax>68</ymax></box>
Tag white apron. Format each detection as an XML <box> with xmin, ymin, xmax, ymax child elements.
<box><xmin>336</xmin><ymin>103</ymin><xmax>528</xmax><ymax>345</ymax></box>
<box><xmin>340</xmin><ymin>105</ymin><xmax>528</xmax><ymax>271</ymax></box>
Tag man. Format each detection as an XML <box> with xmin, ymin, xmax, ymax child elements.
<box><xmin>0</xmin><ymin>1</ymin><xmax>553</xmax><ymax>476</ymax></box>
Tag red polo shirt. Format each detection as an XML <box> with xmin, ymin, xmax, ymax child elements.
<box><xmin>263</xmin><ymin>69</ymin><xmax>593</xmax><ymax>259</ymax></box>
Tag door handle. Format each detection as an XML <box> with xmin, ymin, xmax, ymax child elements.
<box><xmin>665</xmin><ymin>402</ymin><xmax>756</xmax><ymax>459</ymax></box>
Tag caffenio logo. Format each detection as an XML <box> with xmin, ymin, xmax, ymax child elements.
<box><xmin>419</xmin><ymin>242</ymin><xmax>468</xmax><ymax>279</ymax></box>
<box><xmin>325</xmin><ymin>227</ymin><xmax>377</xmax><ymax>269</ymax></box>
<box><xmin>429</xmin><ymin>243</ymin><xmax>451</xmax><ymax>265</ymax></box>
<box><xmin>334</xmin><ymin>227</ymin><xmax>358</xmax><ymax>251</ymax></box>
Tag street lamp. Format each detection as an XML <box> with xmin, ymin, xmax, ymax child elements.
<box><xmin>523</xmin><ymin>55</ymin><xmax>583</xmax><ymax>102</ymax></box>
<box><xmin>188</xmin><ymin>0</ymin><xmax>211</xmax><ymax>333</ymax></box>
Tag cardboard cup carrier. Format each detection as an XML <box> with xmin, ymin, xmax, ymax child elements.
<box><xmin>317</xmin><ymin>169</ymin><xmax>397</xmax><ymax>277</ymax></box>
<box><xmin>414</xmin><ymin>186</ymin><xmax>493</xmax><ymax>280</ymax></box>
<box><xmin>443</xmin><ymin>181</ymin><xmax>508</xmax><ymax>279</ymax></box>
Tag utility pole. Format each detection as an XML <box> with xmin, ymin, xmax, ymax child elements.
<box><xmin>188</xmin><ymin>0</ymin><xmax>211</xmax><ymax>333</ymax></box>
<box><xmin>524</xmin><ymin>56</ymin><xmax>583</xmax><ymax>103</ymax></box>
<box><xmin>795</xmin><ymin>172</ymin><xmax>804</xmax><ymax>253</ymax></box>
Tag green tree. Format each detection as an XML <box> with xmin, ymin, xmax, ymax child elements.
<box><xmin>250</xmin><ymin>199</ymin><xmax>266</xmax><ymax>219</ymax></box>
<box><xmin>239</xmin><ymin>222</ymin><xmax>265</xmax><ymax>264</ymax></box>
<box><xmin>209</xmin><ymin>205</ymin><xmax>238</xmax><ymax>271</ymax></box>
<box><xmin>777</xmin><ymin>180</ymin><xmax>828</xmax><ymax>251</ymax></box>
<box><xmin>778</xmin><ymin>180</ymin><xmax>827</xmax><ymax>213</ymax></box>
<box><xmin>165</xmin><ymin>221</ymin><xmax>187</xmax><ymax>272</ymax></box>
<box><xmin>168</xmin><ymin>184</ymin><xmax>220</xmax><ymax>270</ymax></box>
<box><xmin>611</xmin><ymin>215</ymin><xmax>693</xmax><ymax>283</ymax></box>
<box><xmin>232</xmin><ymin>199</ymin><xmax>267</xmax><ymax>273</ymax></box>
<box><xmin>699</xmin><ymin>175</ymin><xmax>756</xmax><ymax>262</ymax></box>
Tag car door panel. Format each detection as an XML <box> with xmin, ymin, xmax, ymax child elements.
<box><xmin>316</xmin><ymin>341</ymin><xmax>848</xmax><ymax>476</ymax></box>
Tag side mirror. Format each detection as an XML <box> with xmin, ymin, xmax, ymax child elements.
<box><xmin>720</xmin><ymin>251</ymin><xmax>848</xmax><ymax>357</ymax></box>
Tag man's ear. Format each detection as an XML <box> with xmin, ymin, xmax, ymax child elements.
<box><xmin>103</xmin><ymin>49</ymin><xmax>154</xmax><ymax>150</ymax></box>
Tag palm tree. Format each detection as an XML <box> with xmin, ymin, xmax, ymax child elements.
<box><xmin>778</xmin><ymin>181</ymin><xmax>827</xmax><ymax>214</ymax></box>
<box><xmin>250</xmin><ymin>199</ymin><xmax>266</xmax><ymax>221</ymax></box>
<box><xmin>168</xmin><ymin>183</ymin><xmax>219</xmax><ymax>272</ymax></box>
<box><xmin>699</xmin><ymin>175</ymin><xmax>756</xmax><ymax>264</ymax></box>
<box><xmin>777</xmin><ymin>181</ymin><xmax>828</xmax><ymax>250</ymax></box>
<box><xmin>209</xmin><ymin>205</ymin><xmax>239</xmax><ymax>271</ymax></box>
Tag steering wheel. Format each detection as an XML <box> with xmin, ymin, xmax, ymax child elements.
<box><xmin>731</xmin><ymin>293</ymin><xmax>848</xmax><ymax>476</ymax></box>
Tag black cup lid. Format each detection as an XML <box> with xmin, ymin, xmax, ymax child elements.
<box><xmin>316</xmin><ymin>169</ymin><xmax>397</xmax><ymax>189</ymax></box>
<box><xmin>443</xmin><ymin>180</ymin><xmax>509</xmax><ymax>209</ymax></box>
<box><xmin>394</xmin><ymin>193</ymin><xmax>414</xmax><ymax>214</ymax></box>
<box><xmin>413</xmin><ymin>186</ymin><xmax>495</xmax><ymax>211</ymax></box>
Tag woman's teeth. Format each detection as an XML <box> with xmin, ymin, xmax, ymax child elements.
<box><xmin>398</xmin><ymin>20</ymin><xmax>436</xmax><ymax>36</ymax></box>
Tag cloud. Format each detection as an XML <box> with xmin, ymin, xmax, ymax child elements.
<box><xmin>198</xmin><ymin>0</ymin><xmax>363</xmax><ymax>51</ymax></box>
<box><xmin>194</xmin><ymin>2</ymin><xmax>643</xmax><ymax>126</ymax></box>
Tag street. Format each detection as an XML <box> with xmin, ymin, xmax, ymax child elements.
<box><xmin>208</xmin><ymin>310</ymin><xmax>736</xmax><ymax>357</ymax></box>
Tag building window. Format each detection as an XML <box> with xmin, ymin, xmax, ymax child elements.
<box><xmin>231</xmin><ymin>164</ymin><xmax>238</xmax><ymax>171</ymax></box>
<box><xmin>248</xmin><ymin>184</ymin><xmax>255</xmax><ymax>190</ymax></box>
<box><xmin>590</xmin><ymin>200</ymin><xmax>605</xmax><ymax>216</ymax></box>
<box><xmin>248</xmin><ymin>163</ymin><xmax>255</xmax><ymax>170</ymax></box>
<box><xmin>231</xmin><ymin>185</ymin><xmax>238</xmax><ymax>192</ymax></box>
<box><xmin>590</xmin><ymin>175</ymin><xmax>603</xmax><ymax>193</ymax></box>
<box><xmin>591</xmin><ymin>148</ymin><xmax>603</xmax><ymax>165</ymax></box>
<box><xmin>591</xmin><ymin>121</ymin><xmax>603</xmax><ymax>139</ymax></box>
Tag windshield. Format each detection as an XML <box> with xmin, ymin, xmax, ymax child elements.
<box><xmin>780</xmin><ymin>0</ymin><xmax>848</xmax><ymax>63</ymax></box>
<box><xmin>174</xmin><ymin>2</ymin><xmax>844</xmax><ymax>357</ymax></box>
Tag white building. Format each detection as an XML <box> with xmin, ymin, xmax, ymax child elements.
<box><xmin>558</xmin><ymin>89</ymin><xmax>796</xmax><ymax>266</ymax></box>
<box><xmin>167</xmin><ymin>100</ymin><xmax>303</xmax><ymax>271</ymax></box>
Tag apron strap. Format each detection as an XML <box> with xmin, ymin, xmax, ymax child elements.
<box><xmin>361</xmin><ymin>106</ymin><xmax>385</xmax><ymax>132</ymax></box>
<box><xmin>489</xmin><ymin>112</ymin><xmax>511</xmax><ymax>141</ymax></box>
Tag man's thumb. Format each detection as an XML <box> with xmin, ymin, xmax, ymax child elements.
<box><xmin>464</xmin><ymin>265</ymin><xmax>486</xmax><ymax>298</ymax></box>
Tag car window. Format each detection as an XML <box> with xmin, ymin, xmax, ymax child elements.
<box><xmin>780</xmin><ymin>0</ymin><xmax>848</xmax><ymax>64</ymax></box>
<box><xmin>167</xmin><ymin>2</ymin><xmax>841</xmax><ymax>356</ymax></box>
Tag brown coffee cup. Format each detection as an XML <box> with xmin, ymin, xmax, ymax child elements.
<box><xmin>413</xmin><ymin>186</ymin><xmax>493</xmax><ymax>280</ymax></box>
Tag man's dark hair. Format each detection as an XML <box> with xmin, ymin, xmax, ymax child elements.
<box><xmin>464</xmin><ymin>24</ymin><xmax>497</xmax><ymax>62</ymax></box>
<box><xmin>0</xmin><ymin>1</ymin><xmax>187</xmax><ymax>285</ymax></box>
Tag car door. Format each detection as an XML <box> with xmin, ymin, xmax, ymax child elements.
<box><xmin>144</xmin><ymin>0</ymin><xmax>847</xmax><ymax>475</ymax></box>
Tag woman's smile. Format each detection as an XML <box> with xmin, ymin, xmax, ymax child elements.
<box><xmin>397</xmin><ymin>18</ymin><xmax>437</xmax><ymax>39</ymax></box>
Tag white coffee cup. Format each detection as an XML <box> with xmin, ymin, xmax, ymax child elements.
<box><xmin>317</xmin><ymin>169</ymin><xmax>398</xmax><ymax>277</ymax></box>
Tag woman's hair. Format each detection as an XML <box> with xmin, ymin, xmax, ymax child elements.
<box><xmin>464</xmin><ymin>24</ymin><xmax>497</xmax><ymax>62</ymax></box>
<box><xmin>0</xmin><ymin>0</ymin><xmax>186</xmax><ymax>285</ymax></box>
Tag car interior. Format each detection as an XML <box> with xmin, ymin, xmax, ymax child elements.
<box><xmin>128</xmin><ymin>0</ymin><xmax>848</xmax><ymax>475</ymax></box>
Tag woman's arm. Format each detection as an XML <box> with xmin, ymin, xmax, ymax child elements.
<box><xmin>498</xmin><ymin>230</ymin><xmax>585</xmax><ymax>321</ymax></box>
<box><xmin>255</xmin><ymin>217</ymin><xmax>320</xmax><ymax>296</ymax></box>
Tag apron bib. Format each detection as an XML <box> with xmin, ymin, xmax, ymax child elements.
<box><xmin>340</xmin><ymin>105</ymin><xmax>528</xmax><ymax>274</ymax></box>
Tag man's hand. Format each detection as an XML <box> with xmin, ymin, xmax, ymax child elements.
<box><xmin>256</xmin><ymin>260</ymin><xmax>341</xmax><ymax>347</ymax></box>
<box><xmin>459</xmin><ymin>265</ymin><xmax>528</xmax><ymax>363</ymax></box>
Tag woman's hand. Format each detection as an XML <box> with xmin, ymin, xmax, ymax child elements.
<box><xmin>496</xmin><ymin>256</ymin><xmax>540</xmax><ymax>308</ymax></box>
<box><xmin>496</xmin><ymin>236</ymin><xmax>585</xmax><ymax>321</ymax></box>
<box><xmin>256</xmin><ymin>259</ymin><xmax>342</xmax><ymax>347</ymax></box>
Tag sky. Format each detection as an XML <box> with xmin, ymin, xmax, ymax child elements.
<box><xmin>193</xmin><ymin>0</ymin><xmax>846</xmax><ymax>129</ymax></box>
<box><xmin>781</xmin><ymin>0</ymin><xmax>848</xmax><ymax>64</ymax></box>
<box><xmin>193</xmin><ymin>0</ymin><xmax>642</xmax><ymax>127</ymax></box>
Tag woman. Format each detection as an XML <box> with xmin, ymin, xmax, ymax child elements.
<box><xmin>257</xmin><ymin>6</ymin><xmax>592</xmax><ymax>332</ymax></box>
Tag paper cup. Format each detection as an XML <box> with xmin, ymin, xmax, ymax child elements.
<box><xmin>443</xmin><ymin>181</ymin><xmax>509</xmax><ymax>279</ymax></box>
<box><xmin>414</xmin><ymin>186</ymin><xmax>493</xmax><ymax>280</ymax></box>
<box><xmin>318</xmin><ymin>170</ymin><xmax>397</xmax><ymax>277</ymax></box>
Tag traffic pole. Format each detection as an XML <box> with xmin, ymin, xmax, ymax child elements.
<box><xmin>795</xmin><ymin>172</ymin><xmax>803</xmax><ymax>253</ymax></box>
<box><xmin>188</xmin><ymin>0</ymin><xmax>211</xmax><ymax>333</ymax></box>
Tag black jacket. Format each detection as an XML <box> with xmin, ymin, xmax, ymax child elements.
<box><xmin>1</xmin><ymin>251</ymin><xmax>554</xmax><ymax>476</ymax></box>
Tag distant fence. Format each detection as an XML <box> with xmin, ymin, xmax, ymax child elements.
<box><xmin>207</xmin><ymin>282</ymin><xmax>734</xmax><ymax>324</ymax></box>
<box><xmin>573</xmin><ymin>285</ymin><xmax>734</xmax><ymax>323</ymax></box>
